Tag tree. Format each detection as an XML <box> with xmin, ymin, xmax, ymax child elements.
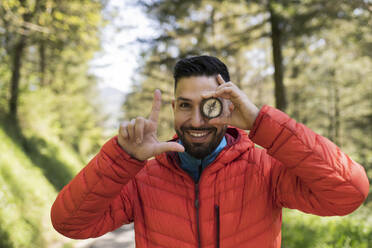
<box><xmin>284</xmin><ymin>14</ymin><xmax>372</xmax><ymax>183</ymax></box>
<box><xmin>0</xmin><ymin>0</ymin><xmax>105</xmax><ymax>123</ymax></box>
<box><xmin>1</xmin><ymin>0</ymin><xmax>44</xmax><ymax>121</ymax></box>
<box><xmin>0</xmin><ymin>0</ymin><xmax>108</xmax><ymax>157</ymax></box>
<box><xmin>137</xmin><ymin>0</ymin><xmax>361</xmax><ymax>111</ymax></box>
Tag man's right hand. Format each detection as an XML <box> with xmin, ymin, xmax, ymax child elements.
<box><xmin>118</xmin><ymin>89</ymin><xmax>185</xmax><ymax>161</ymax></box>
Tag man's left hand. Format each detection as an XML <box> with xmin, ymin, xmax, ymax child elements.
<box><xmin>202</xmin><ymin>74</ymin><xmax>259</xmax><ymax>130</ymax></box>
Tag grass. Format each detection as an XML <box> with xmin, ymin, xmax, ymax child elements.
<box><xmin>282</xmin><ymin>205</ymin><xmax>372</xmax><ymax>248</ymax></box>
<box><xmin>0</xmin><ymin>117</ymin><xmax>85</xmax><ymax>248</ymax></box>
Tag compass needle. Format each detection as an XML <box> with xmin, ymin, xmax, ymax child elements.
<box><xmin>201</xmin><ymin>97</ymin><xmax>222</xmax><ymax>119</ymax></box>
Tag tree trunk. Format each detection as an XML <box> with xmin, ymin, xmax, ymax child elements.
<box><xmin>268</xmin><ymin>1</ymin><xmax>287</xmax><ymax>111</ymax></box>
<box><xmin>327</xmin><ymin>69</ymin><xmax>341</xmax><ymax>146</ymax></box>
<box><xmin>290</xmin><ymin>66</ymin><xmax>300</xmax><ymax>121</ymax></box>
<box><xmin>235</xmin><ymin>56</ymin><xmax>242</xmax><ymax>88</ymax></box>
<box><xmin>333</xmin><ymin>81</ymin><xmax>341</xmax><ymax>146</ymax></box>
<box><xmin>39</xmin><ymin>40</ymin><xmax>46</xmax><ymax>86</ymax></box>
<box><xmin>9</xmin><ymin>37</ymin><xmax>26</xmax><ymax>122</ymax></box>
<box><xmin>8</xmin><ymin>0</ymin><xmax>36</xmax><ymax>122</ymax></box>
<box><xmin>327</xmin><ymin>82</ymin><xmax>334</xmax><ymax>140</ymax></box>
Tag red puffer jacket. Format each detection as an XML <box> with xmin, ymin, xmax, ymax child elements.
<box><xmin>51</xmin><ymin>105</ymin><xmax>369</xmax><ymax>248</ymax></box>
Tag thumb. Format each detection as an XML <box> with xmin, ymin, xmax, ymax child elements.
<box><xmin>154</xmin><ymin>141</ymin><xmax>185</xmax><ymax>155</ymax></box>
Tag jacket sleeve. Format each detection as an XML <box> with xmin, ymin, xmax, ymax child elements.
<box><xmin>249</xmin><ymin>105</ymin><xmax>370</xmax><ymax>216</ymax></box>
<box><xmin>51</xmin><ymin>136</ymin><xmax>145</xmax><ymax>239</ymax></box>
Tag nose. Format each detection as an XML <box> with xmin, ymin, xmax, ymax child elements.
<box><xmin>190</xmin><ymin>107</ymin><xmax>206</xmax><ymax>127</ymax></box>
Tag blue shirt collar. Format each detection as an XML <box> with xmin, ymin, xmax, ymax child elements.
<box><xmin>177</xmin><ymin>136</ymin><xmax>227</xmax><ymax>182</ymax></box>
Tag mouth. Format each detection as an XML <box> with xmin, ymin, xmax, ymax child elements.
<box><xmin>183</xmin><ymin>128</ymin><xmax>214</xmax><ymax>142</ymax></box>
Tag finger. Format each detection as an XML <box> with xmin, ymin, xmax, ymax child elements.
<box><xmin>134</xmin><ymin>117</ymin><xmax>145</xmax><ymax>144</ymax></box>
<box><xmin>216</xmin><ymin>87</ymin><xmax>242</xmax><ymax>101</ymax></box>
<box><xmin>202</xmin><ymin>82</ymin><xmax>234</xmax><ymax>99</ymax></box>
<box><xmin>201</xmin><ymin>91</ymin><xmax>217</xmax><ymax>99</ymax></box>
<box><xmin>216</xmin><ymin>74</ymin><xmax>226</xmax><ymax>85</ymax></box>
<box><xmin>119</xmin><ymin>121</ymin><xmax>130</xmax><ymax>139</ymax></box>
<box><xmin>149</xmin><ymin>89</ymin><xmax>161</xmax><ymax>123</ymax></box>
<box><xmin>202</xmin><ymin>83</ymin><xmax>232</xmax><ymax>98</ymax></box>
<box><xmin>127</xmin><ymin>119</ymin><xmax>136</xmax><ymax>142</ymax></box>
<box><xmin>216</xmin><ymin>87</ymin><xmax>233</xmax><ymax>95</ymax></box>
<box><xmin>154</xmin><ymin>142</ymin><xmax>185</xmax><ymax>155</ymax></box>
<box><xmin>216</xmin><ymin>81</ymin><xmax>234</xmax><ymax>91</ymax></box>
<box><xmin>209</xmin><ymin>87</ymin><xmax>234</xmax><ymax>100</ymax></box>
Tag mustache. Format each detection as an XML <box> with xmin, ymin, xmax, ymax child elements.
<box><xmin>181</xmin><ymin>126</ymin><xmax>216</xmax><ymax>132</ymax></box>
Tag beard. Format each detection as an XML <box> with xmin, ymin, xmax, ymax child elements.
<box><xmin>176</xmin><ymin>125</ymin><xmax>227</xmax><ymax>159</ymax></box>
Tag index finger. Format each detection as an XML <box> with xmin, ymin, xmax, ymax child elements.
<box><xmin>149</xmin><ymin>89</ymin><xmax>161</xmax><ymax>123</ymax></box>
<box><xmin>216</xmin><ymin>74</ymin><xmax>226</xmax><ymax>85</ymax></box>
<box><xmin>201</xmin><ymin>91</ymin><xmax>217</xmax><ymax>99</ymax></box>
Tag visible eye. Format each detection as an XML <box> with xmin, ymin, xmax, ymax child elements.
<box><xmin>179</xmin><ymin>102</ymin><xmax>191</xmax><ymax>109</ymax></box>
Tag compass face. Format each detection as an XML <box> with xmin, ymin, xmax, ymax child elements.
<box><xmin>200</xmin><ymin>97</ymin><xmax>223</xmax><ymax>119</ymax></box>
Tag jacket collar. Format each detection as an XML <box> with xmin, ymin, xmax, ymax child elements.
<box><xmin>155</xmin><ymin>127</ymin><xmax>254</xmax><ymax>178</ymax></box>
<box><xmin>177</xmin><ymin>136</ymin><xmax>227</xmax><ymax>182</ymax></box>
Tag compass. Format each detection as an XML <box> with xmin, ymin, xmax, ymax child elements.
<box><xmin>200</xmin><ymin>97</ymin><xmax>223</xmax><ymax>119</ymax></box>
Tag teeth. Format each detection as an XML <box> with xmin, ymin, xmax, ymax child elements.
<box><xmin>189</xmin><ymin>132</ymin><xmax>208</xmax><ymax>137</ymax></box>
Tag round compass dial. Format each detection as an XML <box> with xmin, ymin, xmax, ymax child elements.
<box><xmin>200</xmin><ymin>97</ymin><xmax>223</xmax><ymax>119</ymax></box>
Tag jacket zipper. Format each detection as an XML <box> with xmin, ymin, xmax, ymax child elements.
<box><xmin>172</xmin><ymin>157</ymin><xmax>219</xmax><ymax>248</ymax></box>
<box><xmin>195</xmin><ymin>182</ymin><xmax>201</xmax><ymax>248</ymax></box>
<box><xmin>215</xmin><ymin>205</ymin><xmax>220</xmax><ymax>248</ymax></box>
<box><xmin>195</xmin><ymin>163</ymin><xmax>203</xmax><ymax>247</ymax></box>
<box><xmin>172</xmin><ymin>156</ymin><xmax>202</xmax><ymax>248</ymax></box>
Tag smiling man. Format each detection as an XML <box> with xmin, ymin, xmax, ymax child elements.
<box><xmin>51</xmin><ymin>55</ymin><xmax>369</xmax><ymax>248</ymax></box>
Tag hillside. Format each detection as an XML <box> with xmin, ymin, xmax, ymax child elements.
<box><xmin>0</xmin><ymin>118</ymin><xmax>85</xmax><ymax>248</ymax></box>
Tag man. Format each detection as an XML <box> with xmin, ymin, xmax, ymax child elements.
<box><xmin>51</xmin><ymin>55</ymin><xmax>369</xmax><ymax>248</ymax></box>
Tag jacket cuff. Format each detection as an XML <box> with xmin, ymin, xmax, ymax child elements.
<box><xmin>101</xmin><ymin>136</ymin><xmax>146</xmax><ymax>177</ymax></box>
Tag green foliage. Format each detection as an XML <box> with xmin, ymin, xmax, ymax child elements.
<box><xmin>0</xmin><ymin>224</ymin><xmax>12</xmax><ymax>248</ymax></box>
<box><xmin>282</xmin><ymin>208</ymin><xmax>372</xmax><ymax>247</ymax></box>
<box><xmin>1</xmin><ymin>115</ymin><xmax>84</xmax><ymax>190</ymax></box>
<box><xmin>18</xmin><ymin>85</ymin><xmax>105</xmax><ymax>160</ymax></box>
<box><xmin>0</xmin><ymin>118</ymin><xmax>81</xmax><ymax>248</ymax></box>
<box><xmin>0</xmin><ymin>0</ymin><xmax>107</xmax><ymax>158</ymax></box>
<box><xmin>0</xmin><ymin>0</ymin><xmax>108</xmax><ymax>247</ymax></box>
<box><xmin>284</xmin><ymin>18</ymin><xmax>372</xmax><ymax>179</ymax></box>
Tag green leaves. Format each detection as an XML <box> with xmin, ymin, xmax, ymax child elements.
<box><xmin>282</xmin><ymin>208</ymin><xmax>372</xmax><ymax>247</ymax></box>
<box><xmin>0</xmin><ymin>1</ymin><xmax>109</xmax><ymax>247</ymax></box>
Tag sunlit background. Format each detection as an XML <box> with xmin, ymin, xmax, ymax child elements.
<box><xmin>90</xmin><ymin>1</ymin><xmax>158</xmax><ymax>138</ymax></box>
<box><xmin>91</xmin><ymin>1</ymin><xmax>155</xmax><ymax>94</ymax></box>
<box><xmin>0</xmin><ymin>0</ymin><xmax>371</xmax><ymax>247</ymax></box>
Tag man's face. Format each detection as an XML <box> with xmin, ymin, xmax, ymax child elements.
<box><xmin>172</xmin><ymin>76</ymin><xmax>227</xmax><ymax>159</ymax></box>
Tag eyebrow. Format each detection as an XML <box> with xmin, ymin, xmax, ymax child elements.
<box><xmin>176</xmin><ymin>97</ymin><xmax>192</xmax><ymax>102</ymax></box>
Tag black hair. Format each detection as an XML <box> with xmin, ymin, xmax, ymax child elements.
<box><xmin>173</xmin><ymin>55</ymin><xmax>230</xmax><ymax>91</ymax></box>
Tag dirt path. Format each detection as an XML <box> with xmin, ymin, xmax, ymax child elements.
<box><xmin>75</xmin><ymin>223</ymin><xmax>135</xmax><ymax>248</ymax></box>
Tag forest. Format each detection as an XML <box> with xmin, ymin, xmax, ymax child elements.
<box><xmin>0</xmin><ymin>0</ymin><xmax>371</xmax><ymax>247</ymax></box>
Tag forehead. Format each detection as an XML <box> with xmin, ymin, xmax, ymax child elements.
<box><xmin>175</xmin><ymin>76</ymin><xmax>218</xmax><ymax>100</ymax></box>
